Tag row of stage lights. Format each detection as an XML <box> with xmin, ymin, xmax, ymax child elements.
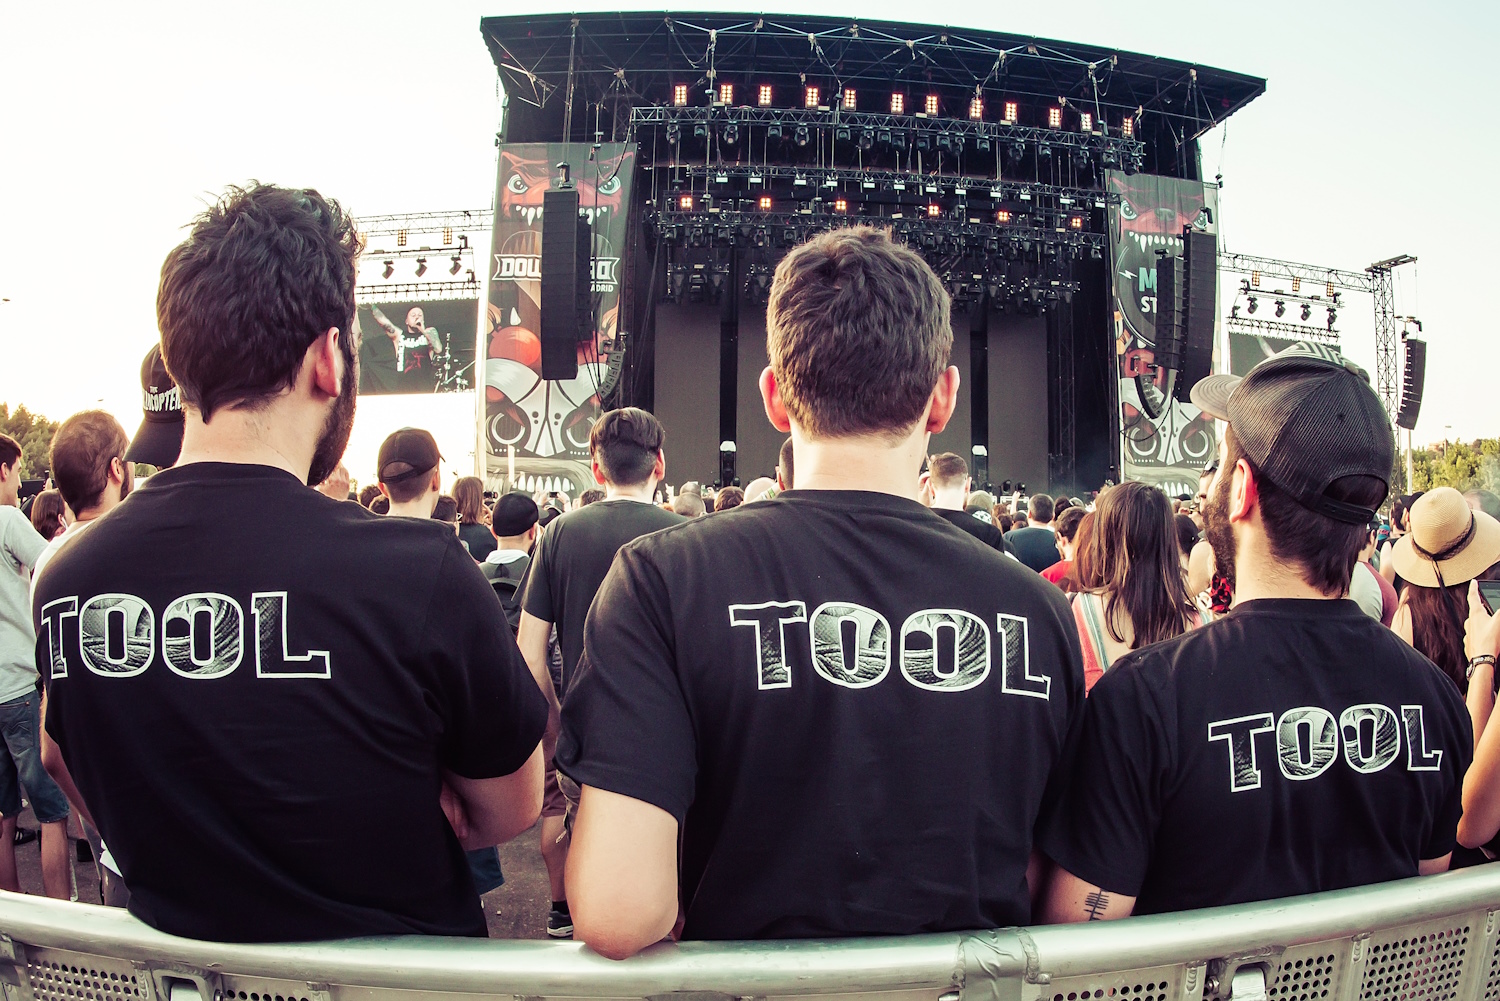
<box><xmin>670</xmin><ymin>82</ymin><xmax>1135</xmax><ymax>137</ymax></box>
<box><xmin>672</xmin><ymin>191</ymin><xmax>1086</xmax><ymax>230</ymax></box>
<box><xmin>378</xmin><ymin>256</ymin><xmax>469</xmax><ymax>279</ymax></box>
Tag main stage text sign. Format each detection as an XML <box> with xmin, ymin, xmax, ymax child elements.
<box><xmin>484</xmin><ymin>142</ymin><xmax>635</xmax><ymax>494</ymax></box>
<box><xmin>1109</xmin><ymin>173</ymin><xmax>1220</xmax><ymax>498</ymax></box>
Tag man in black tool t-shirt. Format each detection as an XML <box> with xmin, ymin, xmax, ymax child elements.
<box><xmin>32</xmin><ymin>184</ymin><xmax>546</xmax><ymax>943</ymax></box>
<box><xmin>559</xmin><ymin>227</ymin><xmax>1084</xmax><ymax>959</ymax></box>
<box><xmin>1040</xmin><ymin>341</ymin><xmax>1470</xmax><ymax>922</ymax></box>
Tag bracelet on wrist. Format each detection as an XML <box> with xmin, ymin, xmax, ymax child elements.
<box><xmin>1468</xmin><ymin>654</ymin><xmax>1497</xmax><ymax>681</ymax></box>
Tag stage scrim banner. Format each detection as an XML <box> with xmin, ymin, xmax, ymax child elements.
<box><xmin>483</xmin><ymin>142</ymin><xmax>635</xmax><ymax>495</ymax></box>
<box><xmin>357</xmin><ymin>299</ymin><xmax>477</xmax><ymax>396</ymax></box>
<box><xmin>1108</xmin><ymin>173</ymin><xmax>1220</xmax><ymax>498</ymax></box>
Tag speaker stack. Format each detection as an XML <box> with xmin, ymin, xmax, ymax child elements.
<box><xmin>1395</xmin><ymin>338</ymin><xmax>1427</xmax><ymax>431</ymax></box>
<box><xmin>539</xmin><ymin>187</ymin><xmax>593</xmax><ymax>381</ymax></box>
<box><xmin>1174</xmin><ymin>229</ymin><xmax>1217</xmax><ymax>401</ymax></box>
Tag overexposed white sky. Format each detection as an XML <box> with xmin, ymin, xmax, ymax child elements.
<box><xmin>3</xmin><ymin>0</ymin><xmax>1495</xmax><ymax>483</ymax></box>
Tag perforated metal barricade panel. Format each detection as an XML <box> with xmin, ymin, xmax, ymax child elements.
<box><xmin>1484</xmin><ymin>927</ymin><xmax>1500</xmax><ymax>1001</ymax></box>
<box><xmin>25</xmin><ymin>947</ymin><xmax>153</xmax><ymax>1001</ymax></box>
<box><xmin>1269</xmin><ymin>943</ymin><xmax>1346</xmax><ymax>1001</ymax></box>
<box><xmin>1359</xmin><ymin>920</ymin><xmax>1471</xmax><ymax>1001</ymax></box>
<box><xmin>1040</xmin><ymin>963</ymin><xmax>1191</xmax><ymax>1001</ymax></box>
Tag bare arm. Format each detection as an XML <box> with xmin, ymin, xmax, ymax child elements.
<box><xmin>1466</xmin><ymin>582</ymin><xmax>1500</xmax><ymax>748</ymax></box>
<box><xmin>1391</xmin><ymin>600</ymin><xmax>1414</xmax><ymax>646</ymax></box>
<box><xmin>1419</xmin><ymin>855</ymin><xmax>1452</xmax><ymax>875</ymax></box>
<box><xmin>368</xmin><ymin>305</ymin><xmax>400</xmax><ymax>341</ymax></box>
<box><xmin>1039</xmin><ymin>866</ymin><xmax>1136</xmax><ymax>923</ymax></box>
<box><xmin>566</xmin><ymin>784</ymin><xmax>679</xmax><ymax>959</ymax></box>
<box><xmin>38</xmin><ymin>695</ymin><xmax>95</xmax><ymax>830</ymax></box>
<box><xmin>1379</xmin><ymin>542</ymin><xmax>1398</xmax><ymax>585</ymax></box>
<box><xmin>517</xmin><ymin>611</ymin><xmax>561</xmax><ymax>760</ymax></box>
<box><xmin>440</xmin><ymin>745</ymin><xmax>543</xmax><ymax>851</ymax></box>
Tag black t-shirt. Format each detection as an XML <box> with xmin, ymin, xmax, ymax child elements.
<box><xmin>1039</xmin><ymin>598</ymin><xmax>1471</xmax><ymax>915</ymax></box>
<box><xmin>1004</xmin><ymin>525</ymin><xmax>1061</xmax><ymax>573</ymax></box>
<box><xmin>32</xmin><ymin>462</ymin><xmax>547</xmax><ymax>942</ymax></box>
<box><xmin>459</xmin><ymin>523</ymin><xmax>497</xmax><ymax>562</ymax></box>
<box><xmin>558</xmin><ymin>489</ymin><xmax>1084</xmax><ymax>940</ymax></box>
<box><xmin>521</xmin><ymin>498</ymin><xmax>682</xmax><ymax>693</ymax></box>
<box><xmin>933</xmin><ymin>507</ymin><xmax>1011</xmax><ymax>555</ymax></box>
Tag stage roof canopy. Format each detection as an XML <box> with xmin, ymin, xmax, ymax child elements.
<box><xmin>480</xmin><ymin>12</ymin><xmax>1266</xmax><ymax>144</ymax></box>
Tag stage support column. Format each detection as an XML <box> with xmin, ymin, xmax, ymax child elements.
<box><xmin>718</xmin><ymin>247</ymin><xmax>740</xmax><ymax>486</ymax></box>
<box><xmin>969</xmin><ymin>297</ymin><xmax>990</xmax><ymax>489</ymax></box>
<box><xmin>1047</xmin><ymin>303</ymin><xmax>1076</xmax><ymax>492</ymax></box>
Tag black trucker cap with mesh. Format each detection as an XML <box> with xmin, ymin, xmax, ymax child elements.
<box><xmin>1189</xmin><ymin>341</ymin><xmax>1395</xmax><ymax>525</ymax></box>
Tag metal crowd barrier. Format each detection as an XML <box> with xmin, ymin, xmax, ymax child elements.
<box><xmin>1</xmin><ymin>866</ymin><xmax>1499</xmax><ymax>1001</ymax></box>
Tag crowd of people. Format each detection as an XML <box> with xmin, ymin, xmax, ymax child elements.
<box><xmin>0</xmin><ymin>182</ymin><xmax>1491</xmax><ymax>956</ymax></box>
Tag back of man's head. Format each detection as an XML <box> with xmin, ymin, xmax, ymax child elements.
<box><xmin>0</xmin><ymin>432</ymin><xmax>21</xmax><ymax>476</ymax></box>
<box><xmin>929</xmin><ymin>453</ymin><xmax>968</xmax><ymax>492</ymax></box>
<box><xmin>158</xmin><ymin>184</ymin><xmax>363</xmax><ymax>422</ymax></box>
<box><xmin>767</xmin><ymin>226</ymin><xmax>951</xmax><ymax>441</ymax></box>
<box><xmin>590</xmin><ymin>408</ymin><xmax>665</xmax><ymax>487</ymax></box>
<box><xmin>1055</xmin><ymin>505</ymin><xmax>1086</xmax><ymax>543</ymax></box>
<box><xmin>966</xmin><ymin>490</ymin><xmax>995</xmax><ymax>515</ymax></box>
<box><xmin>50</xmin><ymin>410</ymin><xmax>130</xmax><ymax>515</ymax></box>
<box><xmin>1028</xmin><ymin>493</ymin><xmax>1055</xmax><ymax>524</ymax></box>
<box><xmin>378</xmin><ymin>427</ymin><xmax>442</xmax><ymax>505</ymax></box>
<box><xmin>672</xmin><ymin>492</ymin><xmax>705</xmax><ymax>518</ymax></box>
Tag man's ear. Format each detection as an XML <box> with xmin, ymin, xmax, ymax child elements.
<box><xmin>1230</xmin><ymin>458</ymin><xmax>1258</xmax><ymax>523</ymax></box>
<box><xmin>924</xmin><ymin>366</ymin><xmax>961</xmax><ymax>434</ymax></box>
<box><xmin>760</xmin><ymin>367</ymin><xmax>792</xmax><ymax>433</ymax></box>
<box><xmin>591</xmin><ymin>458</ymin><xmax>607</xmax><ymax>485</ymax></box>
<box><xmin>307</xmin><ymin>327</ymin><xmax>343</xmax><ymax>400</ymax></box>
<box><xmin>429</xmin><ymin>468</ymin><xmax>442</xmax><ymax>493</ymax></box>
<box><xmin>653</xmin><ymin>449</ymin><xmax>666</xmax><ymax>482</ymax></box>
<box><xmin>378</xmin><ymin>482</ymin><xmax>391</xmax><ymax>499</ymax></box>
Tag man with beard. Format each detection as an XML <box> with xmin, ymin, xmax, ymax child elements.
<box><xmin>31</xmin><ymin>184</ymin><xmax>546</xmax><ymax>942</ymax></box>
<box><xmin>1040</xmin><ymin>341</ymin><xmax>1470</xmax><ymax>922</ymax></box>
<box><xmin>370</xmin><ymin>304</ymin><xmax>443</xmax><ymax>393</ymax></box>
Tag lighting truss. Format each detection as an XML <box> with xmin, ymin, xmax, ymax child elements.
<box><xmin>354</xmin><ymin>280</ymin><xmax>480</xmax><ymax>303</ymax></box>
<box><xmin>1226</xmin><ymin>315</ymin><xmax>1340</xmax><ymax>343</ymax></box>
<box><xmin>355</xmin><ymin>209</ymin><xmax>490</xmax><ymax>241</ymax></box>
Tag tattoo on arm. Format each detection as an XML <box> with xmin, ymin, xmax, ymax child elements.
<box><xmin>1083</xmin><ymin>889</ymin><xmax>1111</xmax><ymax>920</ymax></box>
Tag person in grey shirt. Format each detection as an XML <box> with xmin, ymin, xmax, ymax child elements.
<box><xmin>0</xmin><ymin>432</ymin><xmax>70</xmax><ymax>898</ymax></box>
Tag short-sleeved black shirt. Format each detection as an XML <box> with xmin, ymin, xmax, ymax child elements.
<box><xmin>521</xmin><ymin>498</ymin><xmax>682</xmax><ymax>693</ymax></box>
<box><xmin>1040</xmin><ymin>598</ymin><xmax>1471</xmax><ymax>915</ymax></box>
<box><xmin>558</xmin><ymin>490</ymin><xmax>1084</xmax><ymax>940</ymax></box>
<box><xmin>933</xmin><ymin>507</ymin><xmax>1011</xmax><ymax>555</ymax></box>
<box><xmin>32</xmin><ymin>463</ymin><xmax>547</xmax><ymax>942</ymax></box>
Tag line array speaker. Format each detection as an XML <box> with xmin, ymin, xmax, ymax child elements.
<box><xmin>1153</xmin><ymin>250</ymin><xmax>1184</xmax><ymax>373</ymax></box>
<box><xmin>540</xmin><ymin>188</ymin><xmax>593</xmax><ymax>381</ymax></box>
<box><xmin>1395</xmin><ymin>337</ymin><xmax>1426</xmax><ymax>431</ymax></box>
<box><xmin>1173</xmin><ymin>229</ymin><xmax>1217</xmax><ymax>401</ymax></box>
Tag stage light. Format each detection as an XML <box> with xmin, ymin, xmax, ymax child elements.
<box><xmin>836</xmin><ymin>125</ymin><xmax>851</xmax><ymax>141</ymax></box>
<box><xmin>891</xmin><ymin>130</ymin><xmax>907</xmax><ymax>150</ymax></box>
<box><xmin>679</xmin><ymin>194</ymin><xmax>693</xmax><ymax>210</ymax></box>
<box><xmin>1037</xmin><ymin>142</ymin><xmax>1052</xmax><ymax>159</ymax></box>
<box><xmin>722</xmin><ymin>121</ymin><xmax>739</xmax><ymax>144</ymax></box>
<box><xmin>381</xmin><ymin>260</ymin><xmax>394</xmax><ymax>279</ymax></box>
<box><xmin>1080</xmin><ymin>112</ymin><xmax>1093</xmax><ymax>132</ymax></box>
<box><xmin>1301</xmin><ymin>304</ymin><xmax>1312</xmax><ymax>321</ymax></box>
<box><xmin>443</xmin><ymin>227</ymin><xmax>453</xmax><ymax>245</ymax></box>
<box><xmin>1247</xmin><ymin>296</ymin><xmax>1259</xmax><ymax>314</ymax></box>
<box><xmin>937</xmin><ymin>133</ymin><xmax>953</xmax><ymax>150</ymax></box>
<box><xmin>915</xmin><ymin>133</ymin><xmax>930</xmax><ymax>150</ymax></box>
<box><xmin>1327</xmin><ymin>308</ymin><xmax>1338</xmax><ymax>329</ymax></box>
<box><xmin>967</xmin><ymin>97</ymin><xmax>983</xmax><ymax>120</ymax></box>
<box><xmin>996</xmin><ymin>210</ymin><xmax>1012</xmax><ymax>223</ymax></box>
<box><xmin>878</xmin><ymin>128</ymin><xmax>892</xmax><ymax>145</ymax></box>
<box><xmin>415</xmin><ymin>258</ymin><xmax>428</xmax><ymax>278</ymax></box>
<box><xmin>1007</xmin><ymin>140</ymin><xmax>1026</xmax><ymax>163</ymax></box>
<box><xmin>925</xmin><ymin>94</ymin><xmax>940</xmax><ymax>116</ymax></box>
<box><xmin>1292</xmin><ymin>277</ymin><xmax>1302</xmax><ymax>293</ymax></box>
<box><xmin>449</xmin><ymin>256</ymin><xmax>462</xmax><ymax>275</ymax></box>
<box><xmin>891</xmin><ymin>92</ymin><xmax>905</xmax><ymax>114</ymax></box>
<box><xmin>1003</xmin><ymin>101</ymin><xmax>1018</xmax><ymax>124</ymax></box>
<box><xmin>1090</xmin><ymin>245</ymin><xmax>1103</xmax><ymax>260</ymax></box>
<box><xmin>673</xmin><ymin>84</ymin><xmax>689</xmax><ymax>107</ymax></box>
<box><xmin>834</xmin><ymin>198</ymin><xmax>847</xmax><ymax>212</ymax></box>
<box><xmin>927</xmin><ymin>203</ymin><xmax>940</xmax><ymax>217</ymax></box>
<box><xmin>1048</xmin><ymin>106</ymin><xmax>1062</xmax><ymax>129</ymax></box>
<box><xmin>1069</xmin><ymin>216</ymin><xmax>1083</xmax><ymax>230</ymax></box>
<box><xmin>975</xmin><ymin>135</ymin><xmax>991</xmax><ymax>152</ymax></box>
<box><xmin>758</xmin><ymin>84</ymin><xmax>773</xmax><ymax>106</ymax></box>
<box><xmin>759</xmin><ymin>195</ymin><xmax>772</xmax><ymax>210</ymax></box>
<box><xmin>719</xmin><ymin>83</ymin><xmax>734</xmax><ymax>104</ymax></box>
<box><xmin>1251</xmin><ymin>271</ymin><xmax>1261</xmax><ymax>287</ymax></box>
<box><xmin>843</xmin><ymin>88</ymin><xmax>857</xmax><ymax>110</ymax></box>
<box><xmin>1121</xmin><ymin>116</ymin><xmax>1134</xmax><ymax>138</ymax></box>
<box><xmin>666</xmin><ymin>121</ymin><xmax>681</xmax><ymax>144</ymax></box>
<box><xmin>805</xmin><ymin>86</ymin><xmax>820</xmax><ymax>109</ymax></box>
<box><xmin>795</xmin><ymin>125</ymin><xmax>810</xmax><ymax>146</ymax></box>
<box><xmin>1275</xmin><ymin>300</ymin><xmax>1286</xmax><ymax>318</ymax></box>
<box><xmin>859</xmin><ymin>129</ymin><xmax>875</xmax><ymax>150</ymax></box>
<box><xmin>693</xmin><ymin>122</ymin><xmax>708</xmax><ymax>139</ymax></box>
<box><xmin>396</xmin><ymin>229</ymin><xmax>408</xmax><ymax>247</ymax></box>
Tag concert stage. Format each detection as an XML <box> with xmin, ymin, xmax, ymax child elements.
<box><xmin>477</xmin><ymin>13</ymin><xmax>1266</xmax><ymax>496</ymax></box>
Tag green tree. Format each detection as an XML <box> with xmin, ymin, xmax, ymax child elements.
<box><xmin>1410</xmin><ymin>439</ymin><xmax>1500</xmax><ymax>493</ymax></box>
<box><xmin>0</xmin><ymin>403</ymin><xmax>59</xmax><ymax>479</ymax></box>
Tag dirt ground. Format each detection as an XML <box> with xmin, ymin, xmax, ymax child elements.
<box><xmin>12</xmin><ymin>804</ymin><xmax>556</xmax><ymax>940</ymax></box>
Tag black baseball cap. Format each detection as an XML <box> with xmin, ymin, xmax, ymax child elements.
<box><xmin>490</xmin><ymin>492</ymin><xmax>539</xmax><ymax>536</ymax></box>
<box><xmin>1189</xmin><ymin>341</ymin><xmax>1394</xmax><ymax>525</ymax></box>
<box><xmin>123</xmin><ymin>344</ymin><xmax>184</xmax><ymax>469</ymax></box>
<box><xmin>377</xmin><ymin>428</ymin><xmax>443</xmax><ymax>484</ymax></box>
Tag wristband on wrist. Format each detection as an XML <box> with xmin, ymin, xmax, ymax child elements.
<box><xmin>1468</xmin><ymin>654</ymin><xmax>1497</xmax><ymax>681</ymax></box>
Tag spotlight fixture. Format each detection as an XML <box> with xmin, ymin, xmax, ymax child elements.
<box><xmin>1274</xmin><ymin>300</ymin><xmax>1286</xmax><ymax>318</ymax></box>
<box><xmin>859</xmin><ymin>129</ymin><xmax>875</xmax><ymax>150</ymax></box>
<box><xmin>1007</xmin><ymin>140</ymin><xmax>1026</xmax><ymax>163</ymax></box>
<box><xmin>766</xmin><ymin>123</ymin><xmax>782</xmax><ymax>139</ymax></box>
<box><xmin>719</xmin><ymin>83</ymin><xmax>734</xmax><ymax>104</ymax></box>
<box><xmin>449</xmin><ymin>256</ymin><xmax>462</xmax><ymax>276</ymax></box>
<box><xmin>1327</xmin><ymin>307</ymin><xmax>1338</xmax><ymax>329</ymax></box>
<box><xmin>679</xmin><ymin>194</ymin><xmax>694</xmax><ymax>210</ymax></box>
<box><xmin>1003</xmin><ymin>101</ymin><xmax>1018</xmax><ymax>124</ymax></box>
<box><xmin>843</xmin><ymin>88</ymin><xmax>857</xmax><ymax>110</ymax></box>
<box><xmin>836</xmin><ymin>125</ymin><xmax>851</xmax><ymax>142</ymax></box>
<box><xmin>381</xmin><ymin>260</ymin><xmax>394</xmax><ymax>279</ymax></box>
<box><xmin>927</xmin><ymin>203</ymin><xmax>940</xmax><ymax>217</ymax></box>
<box><xmin>1048</xmin><ymin>106</ymin><xmax>1063</xmax><ymax>129</ymax></box>
<box><xmin>722</xmin><ymin>121</ymin><xmax>739</xmax><ymax>144</ymax></box>
<box><xmin>1036</xmin><ymin>142</ymin><xmax>1052</xmax><ymax>159</ymax></box>
<box><xmin>396</xmin><ymin>229</ymin><xmax>408</xmax><ymax>247</ymax></box>
<box><xmin>414</xmin><ymin>258</ymin><xmax>428</xmax><ymax>278</ymax></box>
<box><xmin>758</xmin><ymin>84</ymin><xmax>773</xmax><ymax>106</ymax></box>
<box><xmin>891</xmin><ymin>92</ymin><xmax>905</xmax><ymax>114</ymax></box>
<box><xmin>1301</xmin><ymin>304</ymin><xmax>1312</xmax><ymax>322</ymax></box>
<box><xmin>834</xmin><ymin>198</ymin><xmax>847</xmax><ymax>212</ymax></box>
<box><xmin>805</xmin><ymin>86</ymin><xmax>820</xmax><ymax>109</ymax></box>
<box><xmin>969</xmin><ymin>97</ymin><xmax>984</xmax><ymax>120</ymax></box>
<box><xmin>975</xmin><ymin>135</ymin><xmax>991</xmax><ymax>152</ymax></box>
<box><xmin>1247</xmin><ymin>296</ymin><xmax>1259</xmax><ymax>314</ymax></box>
<box><xmin>666</xmin><ymin>121</ymin><xmax>681</xmax><ymax>144</ymax></box>
<box><xmin>759</xmin><ymin>195</ymin><xmax>772</xmax><ymax>210</ymax></box>
<box><xmin>996</xmin><ymin>210</ymin><xmax>1012</xmax><ymax>223</ymax></box>
<box><xmin>1121</xmin><ymin>116</ymin><xmax>1135</xmax><ymax>138</ymax></box>
<box><xmin>794</xmin><ymin>124</ymin><xmax>810</xmax><ymax>146</ymax></box>
<box><xmin>925</xmin><ymin>94</ymin><xmax>939</xmax><ymax>116</ymax></box>
<box><xmin>1069</xmin><ymin>216</ymin><xmax>1083</xmax><ymax>230</ymax></box>
<box><xmin>673</xmin><ymin>83</ymin><xmax>689</xmax><ymax>107</ymax></box>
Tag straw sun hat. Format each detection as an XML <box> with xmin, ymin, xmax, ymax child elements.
<box><xmin>1390</xmin><ymin>487</ymin><xmax>1500</xmax><ymax>589</ymax></box>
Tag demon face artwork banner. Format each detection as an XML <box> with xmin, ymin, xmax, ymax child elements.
<box><xmin>485</xmin><ymin>142</ymin><xmax>635</xmax><ymax>495</ymax></box>
<box><xmin>1109</xmin><ymin>172</ymin><xmax>1221</xmax><ymax>498</ymax></box>
<box><xmin>355</xmin><ymin>299</ymin><xmax>478</xmax><ymax>396</ymax></box>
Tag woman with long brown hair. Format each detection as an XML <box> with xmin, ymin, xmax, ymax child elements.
<box><xmin>452</xmin><ymin>475</ymin><xmax>496</xmax><ymax>562</ymax></box>
<box><xmin>1071</xmin><ymin>481</ymin><xmax>1200</xmax><ymax>692</ymax></box>
<box><xmin>28</xmin><ymin>489</ymin><xmax>68</xmax><ymax>542</ymax></box>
